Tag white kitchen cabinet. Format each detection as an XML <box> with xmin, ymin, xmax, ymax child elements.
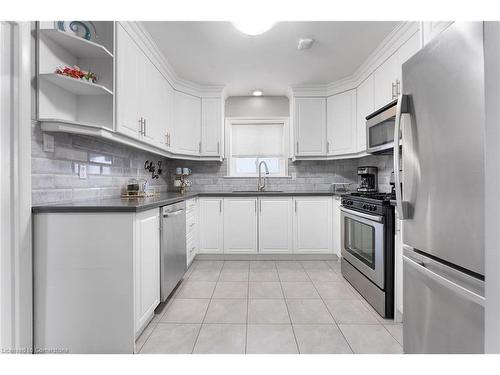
<box><xmin>373</xmin><ymin>51</ymin><xmax>400</xmax><ymax>109</ymax></box>
<box><xmin>374</xmin><ymin>31</ymin><xmax>421</xmax><ymax>109</ymax></box>
<box><xmin>258</xmin><ymin>198</ymin><xmax>293</xmax><ymax>253</ymax></box>
<box><xmin>422</xmin><ymin>21</ymin><xmax>453</xmax><ymax>46</ymax></box>
<box><xmin>116</xmin><ymin>23</ymin><xmax>141</xmax><ymax>138</ymax></box>
<box><xmin>223</xmin><ymin>198</ymin><xmax>258</xmax><ymax>254</ymax></box>
<box><xmin>327</xmin><ymin>89</ymin><xmax>357</xmax><ymax>156</ymax></box>
<box><xmin>198</xmin><ymin>198</ymin><xmax>223</xmax><ymax>254</ymax></box>
<box><xmin>174</xmin><ymin>90</ymin><xmax>202</xmax><ymax>155</ymax></box>
<box><xmin>293</xmin><ymin>197</ymin><xmax>333</xmax><ymax>253</ymax></box>
<box><xmin>294</xmin><ymin>97</ymin><xmax>327</xmax><ymax>156</ymax></box>
<box><xmin>201</xmin><ymin>98</ymin><xmax>222</xmax><ymax>156</ymax></box>
<box><xmin>396</xmin><ymin>31</ymin><xmax>421</xmax><ymax>93</ymax></box>
<box><xmin>332</xmin><ymin>195</ymin><xmax>342</xmax><ymax>257</ymax></box>
<box><xmin>186</xmin><ymin>198</ymin><xmax>199</xmax><ymax>267</ymax></box>
<box><xmin>134</xmin><ymin>209</ymin><xmax>160</xmax><ymax>336</ymax></box>
<box><xmin>356</xmin><ymin>74</ymin><xmax>374</xmax><ymax>152</ymax></box>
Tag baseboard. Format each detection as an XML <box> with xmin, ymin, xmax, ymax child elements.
<box><xmin>194</xmin><ymin>253</ymin><xmax>340</xmax><ymax>261</ymax></box>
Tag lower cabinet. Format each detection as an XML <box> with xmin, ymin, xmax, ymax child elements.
<box><xmin>134</xmin><ymin>209</ymin><xmax>160</xmax><ymax>336</ymax></box>
<box><xmin>223</xmin><ymin>197</ymin><xmax>258</xmax><ymax>254</ymax></box>
<box><xmin>293</xmin><ymin>197</ymin><xmax>333</xmax><ymax>253</ymax></box>
<box><xmin>258</xmin><ymin>197</ymin><xmax>293</xmax><ymax>253</ymax></box>
<box><xmin>198</xmin><ymin>198</ymin><xmax>224</xmax><ymax>254</ymax></box>
<box><xmin>332</xmin><ymin>195</ymin><xmax>342</xmax><ymax>257</ymax></box>
<box><xmin>186</xmin><ymin>198</ymin><xmax>199</xmax><ymax>267</ymax></box>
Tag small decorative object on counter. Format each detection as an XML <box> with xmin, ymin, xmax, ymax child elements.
<box><xmin>55</xmin><ymin>65</ymin><xmax>97</xmax><ymax>83</ymax></box>
<box><xmin>55</xmin><ymin>21</ymin><xmax>97</xmax><ymax>42</ymax></box>
<box><xmin>144</xmin><ymin>160</ymin><xmax>162</xmax><ymax>179</ymax></box>
<box><xmin>174</xmin><ymin>167</ymin><xmax>192</xmax><ymax>194</ymax></box>
<box><xmin>122</xmin><ymin>178</ymin><xmax>157</xmax><ymax>199</ymax></box>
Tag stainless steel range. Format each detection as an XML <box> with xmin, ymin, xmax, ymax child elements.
<box><xmin>340</xmin><ymin>192</ymin><xmax>395</xmax><ymax>318</ymax></box>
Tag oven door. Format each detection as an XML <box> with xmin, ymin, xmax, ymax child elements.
<box><xmin>340</xmin><ymin>207</ymin><xmax>385</xmax><ymax>289</ymax></box>
<box><xmin>366</xmin><ymin>103</ymin><xmax>397</xmax><ymax>154</ymax></box>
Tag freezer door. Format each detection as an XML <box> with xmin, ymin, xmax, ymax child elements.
<box><xmin>403</xmin><ymin>247</ymin><xmax>485</xmax><ymax>353</ymax></box>
<box><xmin>401</xmin><ymin>22</ymin><xmax>485</xmax><ymax>275</ymax></box>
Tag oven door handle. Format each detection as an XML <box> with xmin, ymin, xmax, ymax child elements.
<box><xmin>340</xmin><ymin>207</ymin><xmax>384</xmax><ymax>222</ymax></box>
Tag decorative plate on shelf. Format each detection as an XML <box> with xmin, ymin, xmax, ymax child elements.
<box><xmin>55</xmin><ymin>21</ymin><xmax>97</xmax><ymax>42</ymax></box>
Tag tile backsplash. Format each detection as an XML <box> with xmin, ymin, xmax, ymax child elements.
<box><xmin>31</xmin><ymin>122</ymin><xmax>169</xmax><ymax>205</ymax></box>
<box><xmin>32</xmin><ymin>120</ymin><xmax>394</xmax><ymax>204</ymax></box>
<box><xmin>166</xmin><ymin>156</ymin><xmax>395</xmax><ymax>193</ymax></box>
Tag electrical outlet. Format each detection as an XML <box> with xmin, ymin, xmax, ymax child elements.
<box><xmin>291</xmin><ymin>172</ymin><xmax>297</xmax><ymax>180</ymax></box>
<box><xmin>79</xmin><ymin>164</ymin><xmax>87</xmax><ymax>179</ymax></box>
<box><xmin>42</xmin><ymin>133</ymin><xmax>54</xmax><ymax>152</ymax></box>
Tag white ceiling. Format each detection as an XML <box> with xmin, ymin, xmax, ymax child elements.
<box><xmin>142</xmin><ymin>21</ymin><xmax>399</xmax><ymax>96</ymax></box>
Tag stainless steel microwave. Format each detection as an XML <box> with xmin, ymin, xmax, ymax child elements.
<box><xmin>366</xmin><ymin>99</ymin><xmax>398</xmax><ymax>154</ymax></box>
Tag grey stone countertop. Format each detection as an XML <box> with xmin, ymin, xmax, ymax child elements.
<box><xmin>32</xmin><ymin>190</ymin><xmax>351</xmax><ymax>213</ymax></box>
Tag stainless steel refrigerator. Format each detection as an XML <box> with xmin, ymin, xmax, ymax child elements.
<box><xmin>394</xmin><ymin>22</ymin><xmax>486</xmax><ymax>353</ymax></box>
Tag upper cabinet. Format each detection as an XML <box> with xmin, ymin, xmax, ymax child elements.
<box><xmin>374</xmin><ymin>31</ymin><xmax>421</xmax><ymax>109</ymax></box>
<box><xmin>327</xmin><ymin>89</ymin><xmax>357</xmax><ymax>156</ymax></box>
<box><xmin>294</xmin><ymin>97</ymin><xmax>327</xmax><ymax>156</ymax></box>
<box><xmin>356</xmin><ymin>74</ymin><xmax>374</xmax><ymax>152</ymax></box>
<box><xmin>173</xmin><ymin>91</ymin><xmax>202</xmax><ymax>155</ymax></box>
<box><xmin>201</xmin><ymin>98</ymin><xmax>222</xmax><ymax>157</ymax></box>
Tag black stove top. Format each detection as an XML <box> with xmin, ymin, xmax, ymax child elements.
<box><xmin>349</xmin><ymin>192</ymin><xmax>396</xmax><ymax>202</ymax></box>
<box><xmin>341</xmin><ymin>192</ymin><xmax>395</xmax><ymax>216</ymax></box>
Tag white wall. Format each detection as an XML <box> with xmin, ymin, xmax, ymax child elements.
<box><xmin>225</xmin><ymin>96</ymin><xmax>289</xmax><ymax>117</ymax></box>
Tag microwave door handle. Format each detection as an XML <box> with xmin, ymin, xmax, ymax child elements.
<box><xmin>394</xmin><ymin>94</ymin><xmax>409</xmax><ymax>219</ymax></box>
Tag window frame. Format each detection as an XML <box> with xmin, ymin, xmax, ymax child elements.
<box><xmin>225</xmin><ymin>117</ymin><xmax>290</xmax><ymax>178</ymax></box>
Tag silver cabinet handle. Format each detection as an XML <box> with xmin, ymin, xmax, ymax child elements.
<box><xmin>296</xmin><ymin>141</ymin><xmax>299</xmax><ymax>153</ymax></box>
<box><xmin>327</xmin><ymin>141</ymin><xmax>330</xmax><ymax>152</ymax></box>
<box><xmin>143</xmin><ymin>118</ymin><xmax>147</xmax><ymax>136</ymax></box>
<box><xmin>138</xmin><ymin>118</ymin><xmax>143</xmax><ymax>135</ymax></box>
<box><xmin>259</xmin><ymin>200</ymin><xmax>262</xmax><ymax>213</ymax></box>
<box><xmin>254</xmin><ymin>200</ymin><xmax>257</xmax><ymax>213</ymax></box>
<box><xmin>219</xmin><ymin>200</ymin><xmax>222</xmax><ymax>213</ymax></box>
<box><xmin>294</xmin><ymin>200</ymin><xmax>297</xmax><ymax>213</ymax></box>
<box><xmin>217</xmin><ymin>142</ymin><xmax>220</xmax><ymax>155</ymax></box>
<box><xmin>396</xmin><ymin>79</ymin><xmax>401</xmax><ymax>96</ymax></box>
<box><xmin>199</xmin><ymin>142</ymin><xmax>202</xmax><ymax>153</ymax></box>
<box><xmin>391</xmin><ymin>82</ymin><xmax>396</xmax><ymax>99</ymax></box>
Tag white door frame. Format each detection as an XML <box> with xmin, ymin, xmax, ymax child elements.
<box><xmin>0</xmin><ymin>21</ymin><xmax>33</xmax><ymax>353</ymax></box>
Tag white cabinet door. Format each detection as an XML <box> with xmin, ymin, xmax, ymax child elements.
<box><xmin>293</xmin><ymin>197</ymin><xmax>332</xmax><ymax>253</ymax></box>
<box><xmin>294</xmin><ymin>97</ymin><xmax>327</xmax><ymax>156</ymax></box>
<box><xmin>327</xmin><ymin>89</ymin><xmax>357</xmax><ymax>156</ymax></box>
<box><xmin>198</xmin><ymin>198</ymin><xmax>223</xmax><ymax>254</ymax></box>
<box><xmin>139</xmin><ymin>55</ymin><xmax>164</xmax><ymax>147</ymax></box>
<box><xmin>223</xmin><ymin>198</ymin><xmax>258</xmax><ymax>254</ymax></box>
<box><xmin>397</xmin><ymin>31</ymin><xmax>421</xmax><ymax>93</ymax></box>
<box><xmin>134</xmin><ymin>209</ymin><xmax>160</xmax><ymax>334</ymax></box>
<box><xmin>332</xmin><ymin>196</ymin><xmax>342</xmax><ymax>257</ymax></box>
<box><xmin>174</xmin><ymin>90</ymin><xmax>201</xmax><ymax>155</ymax></box>
<box><xmin>373</xmin><ymin>51</ymin><xmax>400</xmax><ymax>109</ymax></box>
<box><xmin>201</xmin><ymin>98</ymin><xmax>222</xmax><ymax>156</ymax></box>
<box><xmin>115</xmin><ymin>23</ymin><xmax>141</xmax><ymax>139</ymax></box>
<box><xmin>258</xmin><ymin>198</ymin><xmax>293</xmax><ymax>253</ymax></box>
<box><xmin>356</xmin><ymin>75</ymin><xmax>374</xmax><ymax>153</ymax></box>
<box><xmin>293</xmin><ymin>197</ymin><xmax>333</xmax><ymax>253</ymax></box>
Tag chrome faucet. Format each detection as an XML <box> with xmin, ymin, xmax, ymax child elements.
<box><xmin>258</xmin><ymin>161</ymin><xmax>269</xmax><ymax>191</ymax></box>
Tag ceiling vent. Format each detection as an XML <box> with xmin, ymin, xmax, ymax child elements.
<box><xmin>297</xmin><ymin>38</ymin><xmax>314</xmax><ymax>50</ymax></box>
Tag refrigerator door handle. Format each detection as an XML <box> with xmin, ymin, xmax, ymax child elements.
<box><xmin>403</xmin><ymin>255</ymin><xmax>485</xmax><ymax>306</ymax></box>
<box><xmin>393</xmin><ymin>94</ymin><xmax>409</xmax><ymax>219</ymax></box>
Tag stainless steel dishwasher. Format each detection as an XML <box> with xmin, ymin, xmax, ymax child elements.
<box><xmin>160</xmin><ymin>201</ymin><xmax>187</xmax><ymax>302</ymax></box>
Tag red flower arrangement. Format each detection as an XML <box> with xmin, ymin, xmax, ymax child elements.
<box><xmin>55</xmin><ymin>65</ymin><xmax>97</xmax><ymax>83</ymax></box>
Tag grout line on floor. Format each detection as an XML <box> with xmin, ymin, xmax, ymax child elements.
<box><xmin>306</xmin><ymin>260</ymin><xmax>355</xmax><ymax>354</ymax></box>
<box><xmin>276</xmin><ymin>260</ymin><xmax>300</xmax><ymax>354</ymax></box>
<box><xmin>189</xmin><ymin>260</ymin><xmax>222</xmax><ymax>354</ymax></box>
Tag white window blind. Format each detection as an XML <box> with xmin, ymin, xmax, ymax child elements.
<box><xmin>227</xmin><ymin>119</ymin><xmax>288</xmax><ymax>177</ymax></box>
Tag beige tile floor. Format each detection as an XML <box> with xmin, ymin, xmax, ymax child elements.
<box><xmin>137</xmin><ymin>259</ymin><xmax>403</xmax><ymax>354</ymax></box>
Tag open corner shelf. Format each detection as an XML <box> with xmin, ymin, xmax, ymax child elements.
<box><xmin>40</xmin><ymin>73</ymin><xmax>113</xmax><ymax>95</ymax></box>
<box><xmin>40</xmin><ymin>28</ymin><xmax>114</xmax><ymax>59</ymax></box>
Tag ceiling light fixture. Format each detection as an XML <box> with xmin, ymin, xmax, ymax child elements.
<box><xmin>252</xmin><ymin>90</ymin><xmax>263</xmax><ymax>97</ymax></box>
<box><xmin>232</xmin><ymin>21</ymin><xmax>275</xmax><ymax>36</ymax></box>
